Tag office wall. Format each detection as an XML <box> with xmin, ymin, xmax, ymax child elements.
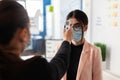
<box><xmin>82</xmin><ymin>0</ymin><xmax>92</xmax><ymax>42</ymax></box>
<box><xmin>91</xmin><ymin>0</ymin><xmax>120</xmax><ymax>76</ymax></box>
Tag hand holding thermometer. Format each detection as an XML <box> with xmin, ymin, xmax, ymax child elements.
<box><xmin>65</xmin><ymin>20</ymin><xmax>71</xmax><ymax>30</ymax></box>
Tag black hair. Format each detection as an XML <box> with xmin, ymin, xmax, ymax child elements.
<box><xmin>66</xmin><ymin>9</ymin><xmax>88</xmax><ymax>26</ymax></box>
<box><xmin>0</xmin><ymin>0</ymin><xmax>29</xmax><ymax>45</ymax></box>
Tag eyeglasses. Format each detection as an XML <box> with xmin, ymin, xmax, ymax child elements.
<box><xmin>73</xmin><ymin>23</ymin><xmax>84</xmax><ymax>31</ymax></box>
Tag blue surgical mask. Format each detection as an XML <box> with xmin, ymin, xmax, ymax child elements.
<box><xmin>72</xmin><ymin>29</ymin><xmax>82</xmax><ymax>42</ymax></box>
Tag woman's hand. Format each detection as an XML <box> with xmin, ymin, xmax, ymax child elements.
<box><xmin>63</xmin><ymin>26</ymin><xmax>73</xmax><ymax>44</ymax></box>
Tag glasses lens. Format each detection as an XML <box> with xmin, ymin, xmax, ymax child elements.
<box><xmin>73</xmin><ymin>23</ymin><xmax>83</xmax><ymax>31</ymax></box>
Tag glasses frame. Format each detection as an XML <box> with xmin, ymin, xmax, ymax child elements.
<box><xmin>73</xmin><ymin>21</ymin><xmax>84</xmax><ymax>31</ymax></box>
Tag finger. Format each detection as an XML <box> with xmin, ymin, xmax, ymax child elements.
<box><xmin>63</xmin><ymin>25</ymin><xmax>66</xmax><ymax>33</ymax></box>
<box><xmin>63</xmin><ymin>28</ymin><xmax>66</xmax><ymax>33</ymax></box>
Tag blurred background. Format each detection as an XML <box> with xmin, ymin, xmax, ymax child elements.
<box><xmin>17</xmin><ymin>0</ymin><xmax>120</xmax><ymax>80</ymax></box>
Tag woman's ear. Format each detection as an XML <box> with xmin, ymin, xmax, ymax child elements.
<box><xmin>83</xmin><ymin>25</ymin><xmax>88</xmax><ymax>32</ymax></box>
<box><xmin>19</xmin><ymin>28</ymin><xmax>27</xmax><ymax>42</ymax></box>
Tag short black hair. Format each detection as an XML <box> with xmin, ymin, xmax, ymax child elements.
<box><xmin>0</xmin><ymin>0</ymin><xmax>29</xmax><ymax>45</ymax></box>
<box><xmin>66</xmin><ymin>9</ymin><xmax>88</xmax><ymax>26</ymax></box>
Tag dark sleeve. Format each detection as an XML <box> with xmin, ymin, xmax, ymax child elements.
<box><xmin>49</xmin><ymin>41</ymin><xmax>71</xmax><ymax>80</ymax></box>
<box><xmin>25</xmin><ymin>41</ymin><xmax>71</xmax><ymax>80</ymax></box>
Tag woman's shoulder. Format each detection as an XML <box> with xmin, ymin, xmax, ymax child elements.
<box><xmin>84</xmin><ymin>40</ymin><xmax>101</xmax><ymax>56</ymax></box>
<box><xmin>84</xmin><ymin>40</ymin><xmax>100</xmax><ymax>50</ymax></box>
<box><xmin>23</xmin><ymin>55</ymin><xmax>49</xmax><ymax>66</ymax></box>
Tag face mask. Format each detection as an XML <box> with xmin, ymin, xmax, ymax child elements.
<box><xmin>72</xmin><ymin>29</ymin><xmax>82</xmax><ymax>42</ymax></box>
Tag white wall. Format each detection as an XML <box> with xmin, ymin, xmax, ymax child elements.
<box><xmin>91</xmin><ymin>0</ymin><xmax>120</xmax><ymax>76</ymax></box>
<box><xmin>51</xmin><ymin>0</ymin><xmax>61</xmax><ymax>39</ymax></box>
<box><xmin>46</xmin><ymin>5</ymin><xmax>54</xmax><ymax>39</ymax></box>
<box><xmin>103</xmin><ymin>71</ymin><xmax>120</xmax><ymax>80</ymax></box>
<box><xmin>82</xmin><ymin>0</ymin><xmax>92</xmax><ymax>42</ymax></box>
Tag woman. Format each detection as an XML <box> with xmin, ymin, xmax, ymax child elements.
<box><xmin>62</xmin><ymin>10</ymin><xmax>102</xmax><ymax>80</ymax></box>
<box><xmin>0</xmin><ymin>1</ymin><xmax>73</xmax><ymax>80</ymax></box>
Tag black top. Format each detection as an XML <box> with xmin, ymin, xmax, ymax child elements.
<box><xmin>67</xmin><ymin>43</ymin><xmax>83</xmax><ymax>80</ymax></box>
<box><xmin>0</xmin><ymin>41</ymin><xmax>71</xmax><ymax>80</ymax></box>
